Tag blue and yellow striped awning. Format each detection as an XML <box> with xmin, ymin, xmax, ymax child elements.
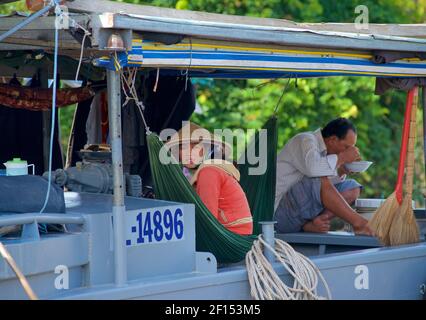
<box><xmin>95</xmin><ymin>39</ymin><xmax>426</xmax><ymax>79</ymax></box>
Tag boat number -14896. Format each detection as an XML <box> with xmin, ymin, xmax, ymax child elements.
<box><xmin>125</xmin><ymin>207</ymin><xmax>184</xmax><ymax>246</ymax></box>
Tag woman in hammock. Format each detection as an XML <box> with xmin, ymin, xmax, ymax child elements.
<box><xmin>167</xmin><ymin>122</ymin><xmax>253</xmax><ymax>236</ymax></box>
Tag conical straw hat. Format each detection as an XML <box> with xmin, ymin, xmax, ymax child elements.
<box><xmin>166</xmin><ymin>122</ymin><xmax>232</xmax><ymax>156</ymax></box>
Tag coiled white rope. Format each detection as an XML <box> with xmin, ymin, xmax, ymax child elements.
<box><xmin>245</xmin><ymin>235</ymin><xmax>332</xmax><ymax>300</ymax></box>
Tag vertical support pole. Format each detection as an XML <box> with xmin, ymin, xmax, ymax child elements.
<box><xmin>259</xmin><ymin>221</ymin><xmax>277</xmax><ymax>264</ymax></box>
<box><xmin>40</xmin><ymin>70</ymin><xmax>51</xmax><ymax>172</ymax></box>
<box><xmin>21</xmin><ymin>222</ymin><xmax>41</xmax><ymax>241</ymax></box>
<box><xmin>422</xmin><ymin>87</ymin><xmax>426</xmax><ymax>209</ymax></box>
<box><xmin>107</xmin><ymin>69</ymin><xmax>127</xmax><ymax>286</ymax></box>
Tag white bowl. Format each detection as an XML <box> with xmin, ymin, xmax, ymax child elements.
<box><xmin>344</xmin><ymin>161</ymin><xmax>373</xmax><ymax>173</ymax></box>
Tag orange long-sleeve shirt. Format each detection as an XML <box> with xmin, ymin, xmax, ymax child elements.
<box><xmin>195</xmin><ymin>166</ymin><xmax>253</xmax><ymax>235</ymax></box>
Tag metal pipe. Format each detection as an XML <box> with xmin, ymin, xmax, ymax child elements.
<box><xmin>0</xmin><ymin>213</ymin><xmax>85</xmax><ymax>227</ymax></box>
<box><xmin>107</xmin><ymin>69</ymin><xmax>127</xmax><ymax>286</ymax></box>
<box><xmin>259</xmin><ymin>221</ymin><xmax>277</xmax><ymax>264</ymax></box>
<box><xmin>423</xmin><ymin>87</ymin><xmax>426</xmax><ymax>208</ymax></box>
<box><xmin>113</xmin><ymin>14</ymin><xmax>426</xmax><ymax>52</ymax></box>
<box><xmin>0</xmin><ymin>2</ymin><xmax>55</xmax><ymax>43</ymax></box>
<box><xmin>123</xmin><ymin>13</ymin><xmax>426</xmax><ymax>44</ymax></box>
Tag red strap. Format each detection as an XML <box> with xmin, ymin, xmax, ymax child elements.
<box><xmin>395</xmin><ymin>87</ymin><xmax>417</xmax><ymax>204</ymax></box>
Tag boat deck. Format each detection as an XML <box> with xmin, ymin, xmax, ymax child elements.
<box><xmin>1</xmin><ymin>193</ymin><xmax>426</xmax><ymax>300</ymax></box>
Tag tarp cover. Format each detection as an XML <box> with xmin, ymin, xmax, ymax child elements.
<box><xmin>96</xmin><ymin>39</ymin><xmax>426</xmax><ymax>79</ymax></box>
<box><xmin>0</xmin><ymin>175</ymin><xmax>65</xmax><ymax>214</ymax></box>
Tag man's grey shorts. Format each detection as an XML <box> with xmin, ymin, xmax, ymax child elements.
<box><xmin>274</xmin><ymin>177</ymin><xmax>362</xmax><ymax>233</ymax></box>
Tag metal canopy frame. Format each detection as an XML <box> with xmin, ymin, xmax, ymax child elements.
<box><xmin>109</xmin><ymin>13</ymin><xmax>426</xmax><ymax>52</ymax></box>
<box><xmin>0</xmin><ymin>4</ymin><xmax>426</xmax><ymax>53</ymax></box>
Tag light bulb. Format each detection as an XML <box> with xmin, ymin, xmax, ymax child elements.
<box><xmin>106</xmin><ymin>33</ymin><xmax>125</xmax><ymax>51</ymax></box>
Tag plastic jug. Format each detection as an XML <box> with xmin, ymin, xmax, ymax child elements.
<box><xmin>3</xmin><ymin>158</ymin><xmax>35</xmax><ymax>176</ymax></box>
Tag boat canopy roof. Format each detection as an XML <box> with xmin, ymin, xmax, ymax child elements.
<box><xmin>0</xmin><ymin>0</ymin><xmax>425</xmax><ymax>79</ymax></box>
<box><xmin>95</xmin><ymin>38</ymin><xmax>426</xmax><ymax>79</ymax></box>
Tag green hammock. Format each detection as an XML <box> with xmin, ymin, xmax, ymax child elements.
<box><xmin>239</xmin><ymin>116</ymin><xmax>278</xmax><ymax>235</ymax></box>
<box><xmin>146</xmin><ymin>116</ymin><xmax>278</xmax><ymax>263</ymax></box>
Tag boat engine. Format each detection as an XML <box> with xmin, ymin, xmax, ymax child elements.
<box><xmin>44</xmin><ymin>145</ymin><xmax>142</xmax><ymax>197</ymax></box>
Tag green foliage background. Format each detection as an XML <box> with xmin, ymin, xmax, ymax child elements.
<box><xmin>1</xmin><ymin>0</ymin><xmax>426</xmax><ymax>205</ymax></box>
<box><xmin>121</xmin><ymin>0</ymin><xmax>426</xmax><ymax>205</ymax></box>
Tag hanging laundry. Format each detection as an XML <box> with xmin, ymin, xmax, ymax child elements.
<box><xmin>0</xmin><ymin>76</ymin><xmax>63</xmax><ymax>174</ymax></box>
<box><xmin>66</xmin><ymin>95</ymin><xmax>94</xmax><ymax>168</ymax></box>
<box><xmin>0</xmin><ymin>85</ymin><xmax>95</xmax><ymax>111</ymax></box>
<box><xmin>86</xmin><ymin>91</ymin><xmax>104</xmax><ymax>145</ymax></box>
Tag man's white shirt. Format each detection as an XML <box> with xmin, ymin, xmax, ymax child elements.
<box><xmin>275</xmin><ymin>128</ymin><xmax>345</xmax><ymax>211</ymax></box>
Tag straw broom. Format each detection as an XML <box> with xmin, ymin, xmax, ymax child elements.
<box><xmin>367</xmin><ymin>192</ymin><xmax>399</xmax><ymax>245</ymax></box>
<box><xmin>389</xmin><ymin>89</ymin><xmax>420</xmax><ymax>246</ymax></box>
<box><xmin>368</xmin><ymin>88</ymin><xmax>417</xmax><ymax>245</ymax></box>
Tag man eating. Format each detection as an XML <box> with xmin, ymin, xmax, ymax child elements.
<box><xmin>274</xmin><ymin>118</ymin><xmax>373</xmax><ymax>235</ymax></box>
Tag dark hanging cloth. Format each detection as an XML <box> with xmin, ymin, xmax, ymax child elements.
<box><xmin>132</xmin><ymin>73</ymin><xmax>196</xmax><ymax>184</ymax></box>
<box><xmin>122</xmin><ymin>99</ymin><xmax>145</xmax><ymax>173</ymax></box>
<box><xmin>66</xmin><ymin>95</ymin><xmax>95</xmax><ymax>168</ymax></box>
<box><xmin>375</xmin><ymin>77</ymin><xmax>426</xmax><ymax>95</ymax></box>
<box><xmin>142</xmin><ymin>74</ymin><xmax>196</xmax><ymax>133</ymax></box>
<box><xmin>372</xmin><ymin>50</ymin><xmax>426</xmax><ymax>95</ymax></box>
<box><xmin>372</xmin><ymin>50</ymin><xmax>426</xmax><ymax>64</ymax></box>
<box><xmin>0</xmin><ymin>76</ymin><xmax>63</xmax><ymax>175</ymax></box>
